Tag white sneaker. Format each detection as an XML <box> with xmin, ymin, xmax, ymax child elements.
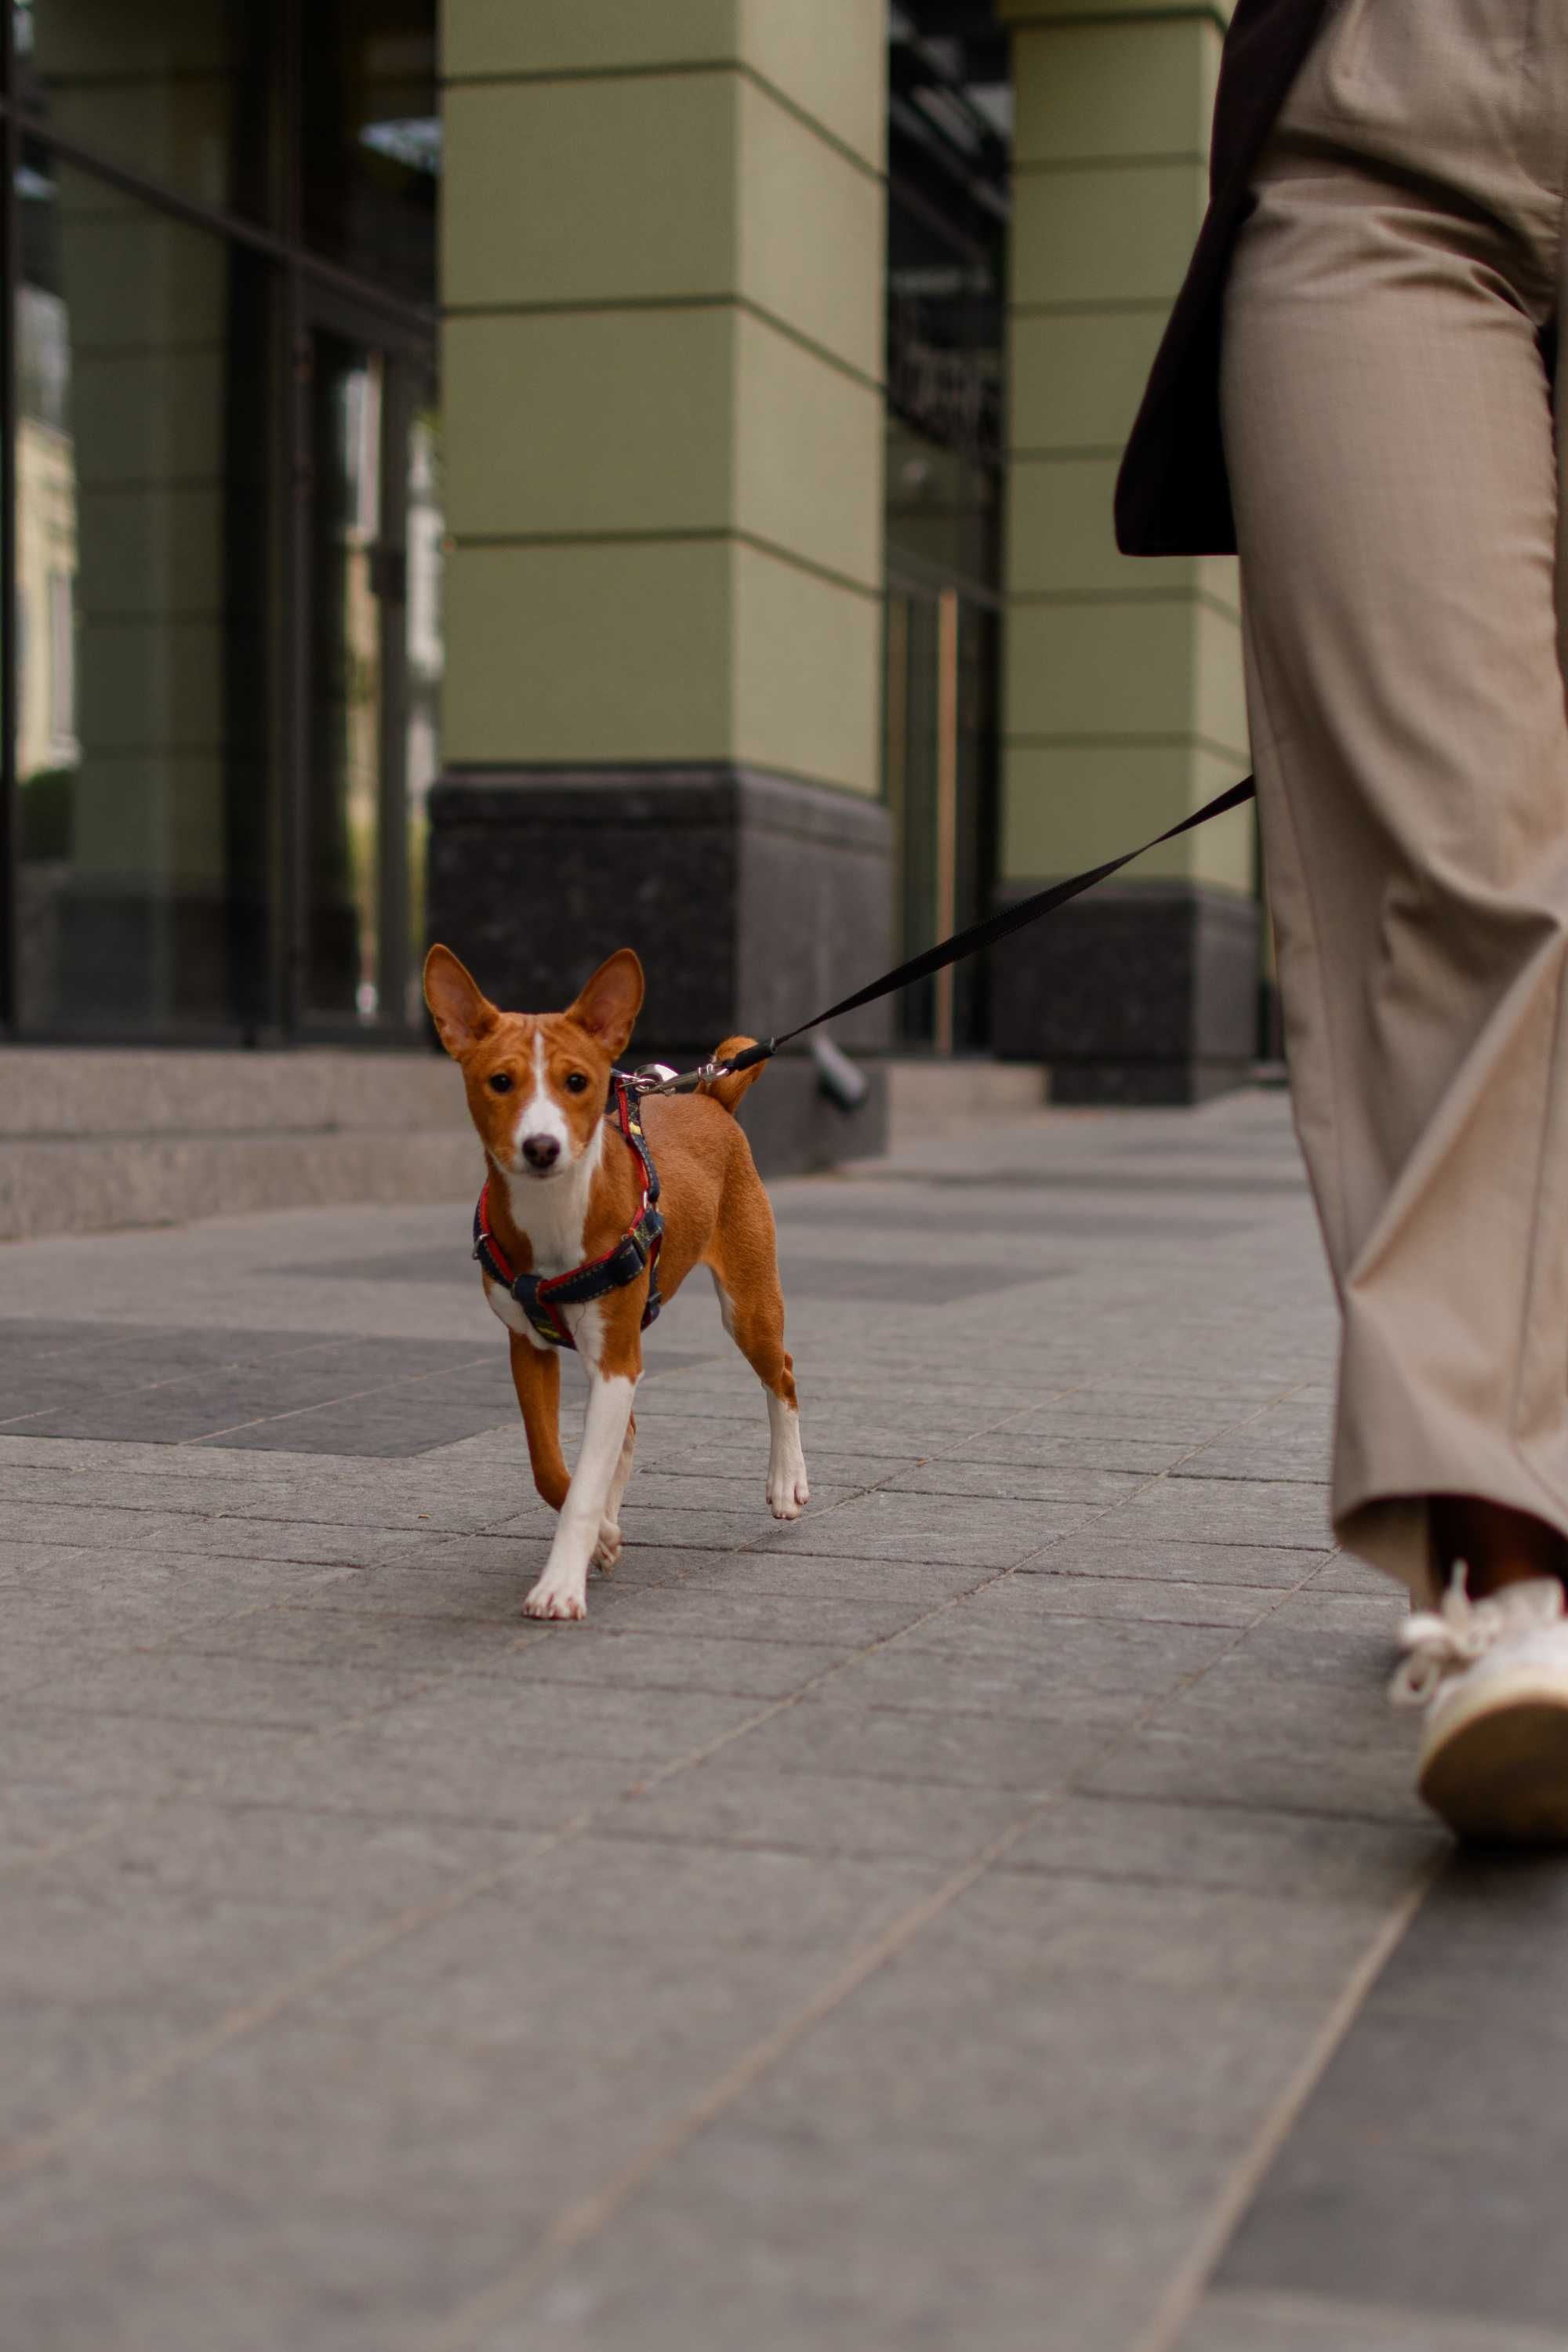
<box><xmin>1391</xmin><ymin>1565</ymin><xmax>1568</xmax><ymax>1844</ymax></box>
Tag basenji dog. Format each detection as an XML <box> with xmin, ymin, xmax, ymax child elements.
<box><xmin>424</xmin><ymin>944</ymin><xmax>808</xmax><ymax>1621</ymax></box>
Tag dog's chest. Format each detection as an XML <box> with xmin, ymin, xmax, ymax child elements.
<box><xmin>483</xmin><ymin>1163</ymin><xmax>603</xmax><ymax>1363</ymax></box>
<box><xmin>484</xmin><ymin>1278</ymin><xmax>603</xmax><ymax>1365</ymax></box>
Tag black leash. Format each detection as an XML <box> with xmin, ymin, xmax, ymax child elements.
<box><xmin>688</xmin><ymin>771</ymin><xmax>1258</xmax><ymax>1086</ymax></box>
<box><xmin>624</xmin><ymin>773</ymin><xmax>1256</xmax><ymax>1094</ymax></box>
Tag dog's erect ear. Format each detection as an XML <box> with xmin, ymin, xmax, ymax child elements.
<box><xmin>565</xmin><ymin>949</ymin><xmax>644</xmax><ymax>1058</ymax></box>
<box><xmin>423</xmin><ymin>946</ymin><xmax>499</xmax><ymax>1058</ymax></box>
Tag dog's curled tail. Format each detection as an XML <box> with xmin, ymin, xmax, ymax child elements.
<box><xmin>699</xmin><ymin>1036</ymin><xmax>768</xmax><ymax>1116</ymax></box>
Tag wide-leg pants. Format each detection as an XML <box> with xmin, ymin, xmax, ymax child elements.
<box><xmin>1220</xmin><ymin>0</ymin><xmax>1568</xmax><ymax>1600</ymax></box>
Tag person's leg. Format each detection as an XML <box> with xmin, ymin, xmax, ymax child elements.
<box><xmin>1221</xmin><ymin>0</ymin><xmax>1568</xmax><ymax>1611</ymax></box>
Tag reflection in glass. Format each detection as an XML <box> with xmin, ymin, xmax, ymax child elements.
<box><xmin>303</xmin><ymin>0</ymin><xmax>438</xmax><ymax>304</ymax></box>
<box><xmin>15</xmin><ymin>149</ymin><xmax>270</xmax><ymax>1032</ymax></box>
<box><xmin>306</xmin><ymin>334</ymin><xmax>383</xmax><ymax>1023</ymax></box>
<box><xmin>14</xmin><ymin>0</ymin><xmax>275</xmax><ymax>223</ymax></box>
<box><xmin>883</xmin><ymin>586</ymin><xmax>1000</xmax><ymax>1054</ymax></box>
<box><xmin>403</xmin><ymin>394</ymin><xmax>442</xmax><ymax>1025</ymax></box>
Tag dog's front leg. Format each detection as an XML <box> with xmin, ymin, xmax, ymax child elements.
<box><xmin>523</xmin><ymin>1370</ymin><xmax>637</xmax><ymax>1621</ymax></box>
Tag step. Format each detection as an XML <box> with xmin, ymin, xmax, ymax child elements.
<box><xmin>0</xmin><ymin>1048</ymin><xmax>475</xmax><ymax>1242</ymax></box>
<box><xmin>884</xmin><ymin>1057</ymin><xmax>1048</xmax><ymax>1140</ymax></box>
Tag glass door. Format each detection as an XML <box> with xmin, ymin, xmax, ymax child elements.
<box><xmin>883</xmin><ymin>571</ymin><xmax>1000</xmax><ymax>1053</ymax></box>
<box><xmin>294</xmin><ymin>291</ymin><xmax>440</xmax><ymax>1035</ymax></box>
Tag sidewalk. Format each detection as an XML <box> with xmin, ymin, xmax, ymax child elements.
<box><xmin>1</xmin><ymin>1088</ymin><xmax>1563</xmax><ymax>2352</ymax></box>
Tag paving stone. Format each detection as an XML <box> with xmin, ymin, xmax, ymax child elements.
<box><xmin>1017</xmin><ymin>1534</ymin><xmax>1335</xmax><ymax>1589</ymax></box>
<box><xmin>1269</xmin><ymin>1588</ymin><xmax>1406</xmax><ymax>1636</ymax></box>
<box><xmin>1178</xmin><ymin>2287</ymin><xmax>1568</xmax><ymax>2352</ymax></box>
<box><xmin>15</xmin><ymin>1337</ymin><xmax>495</xmax><ymax>1446</ymax></box>
<box><xmin>895</xmin><ymin>1458</ymin><xmax>1145</xmax><ymax>1504</ymax></box>
<box><xmin>826</xmin><ymin>1610</ymin><xmax>1240</xmax><ymax>1719</ymax></box>
<box><xmin>0</xmin><ymin>1704</ymin><xmax>314</xmax><ymax>1804</ymax></box>
<box><xmin>511</xmin><ymin>1581</ymin><xmax>928</xmax><ymax>1646</ymax></box>
<box><xmin>20</xmin><ymin>1650</ymin><xmax>437</xmax><ymax>1732</ymax></box>
<box><xmin>0</xmin><ymin>1452</ymin><xmax>539</xmax><ymax>1533</ymax></box>
<box><xmin>1107</xmin><ymin>1476</ymin><xmax>1336</xmax><ymax>1549</ymax></box>
<box><xmin>601</xmin><ymin>1763</ymin><xmax>1029</xmax><ymax>1863</ymax></box>
<box><xmin>1180</xmin><ymin>1427</ymin><xmax>1334</xmax><ymax>1480</ymax></box>
<box><xmin>953</xmin><ymin>1570</ymin><xmax>1272</xmax><ymax>1626</ymax></box>
<box><xmin>50</xmin><ymin>1797</ymin><xmax>543</xmax><ymax>1918</ymax></box>
<box><xmin>203</xmin><ymin>1394</ymin><xmax>521</xmax><ymax>1457</ymax></box>
<box><xmin>613</xmin><ymin>1472</ymin><xmax>863</xmax><ymax>1515</ymax></box>
<box><xmin>956</xmin><ymin>1429</ymin><xmax>1196</xmax><ymax>1473</ymax></box>
<box><xmin>491</xmin><ymin>1626</ymin><xmax>855</xmax><ymax>1700</ymax></box>
<box><xmin>0</xmin><ymin>1784</ymin><xmax>121</xmax><ymax>1871</ymax></box>
<box><xmin>718</xmin><ymin>1693</ymin><xmax>1114</xmax><ymax>1791</ymax></box>
<box><xmin>240</xmin><ymin>1671</ymin><xmax>771</xmax><ymax>1790</ymax></box>
<box><xmin>1004</xmin><ymin>1792</ymin><xmax>1440</xmax><ymax>1901</ymax></box>
<box><xmin>0</xmin><ymin>1870</ymin><xmax>391</xmax><ymax>2141</ymax></box>
<box><xmin>159</xmin><ymin>1607</ymin><xmax>548</xmax><ymax>1676</ymax></box>
<box><xmin>740</xmin><ymin>1487</ymin><xmax>1089</xmax><ymax>1566</ymax></box>
<box><xmin>1217</xmin><ymin>2125</ymin><xmax>1568</xmax><ymax>2339</ymax></box>
<box><xmin>0</xmin><ymin>1500</ymin><xmax>448</xmax><ymax>1567</ymax></box>
<box><xmin>0</xmin><ymin>1553</ymin><xmax>353</xmax><ymax>1645</ymax></box>
<box><xmin>1018</xmin><ymin>1399</ymin><xmax>1240</xmax><ymax>1443</ymax></box>
<box><xmin>649</xmin><ymin>1548</ymin><xmax>990</xmax><ymax>1606</ymax></box>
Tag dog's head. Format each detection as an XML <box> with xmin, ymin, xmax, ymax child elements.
<box><xmin>423</xmin><ymin>946</ymin><xmax>645</xmax><ymax>1181</ymax></box>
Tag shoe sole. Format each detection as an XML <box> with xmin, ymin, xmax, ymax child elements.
<box><xmin>1419</xmin><ymin>1678</ymin><xmax>1568</xmax><ymax>1846</ymax></box>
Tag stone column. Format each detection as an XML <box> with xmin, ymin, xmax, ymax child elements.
<box><xmin>994</xmin><ymin>0</ymin><xmax>1256</xmax><ymax>1104</ymax></box>
<box><xmin>430</xmin><ymin>2</ymin><xmax>893</xmax><ymax>1162</ymax></box>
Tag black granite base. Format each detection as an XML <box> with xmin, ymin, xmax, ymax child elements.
<box><xmin>732</xmin><ymin>1051</ymin><xmax>886</xmax><ymax>1177</ymax></box>
<box><xmin>426</xmin><ymin>763</ymin><xmax>893</xmax><ymax>1171</ymax></box>
<box><xmin>989</xmin><ymin>879</ymin><xmax>1261</xmax><ymax>1107</ymax></box>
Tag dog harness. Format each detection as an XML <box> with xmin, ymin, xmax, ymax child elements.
<box><xmin>471</xmin><ymin>1075</ymin><xmax>664</xmax><ymax>1351</ymax></box>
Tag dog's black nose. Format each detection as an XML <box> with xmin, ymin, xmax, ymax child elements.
<box><xmin>522</xmin><ymin>1135</ymin><xmax>561</xmax><ymax>1171</ymax></box>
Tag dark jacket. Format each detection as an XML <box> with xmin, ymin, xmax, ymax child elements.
<box><xmin>1114</xmin><ymin>0</ymin><xmax>1330</xmax><ymax>557</ymax></box>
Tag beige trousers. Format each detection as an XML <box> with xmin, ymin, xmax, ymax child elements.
<box><xmin>1221</xmin><ymin>0</ymin><xmax>1568</xmax><ymax>1600</ymax></box>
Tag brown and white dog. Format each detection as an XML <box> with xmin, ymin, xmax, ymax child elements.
<box><xmin>424</xmin><ymin>943</ymin><xmax>808</xmax><ymax>1621</ymax></box>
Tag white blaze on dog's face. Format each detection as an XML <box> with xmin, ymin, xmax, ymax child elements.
<box><xmin>422</xmin><ymin>945</ymin><xmax>646</xmax><ymax>1180</ymax></box>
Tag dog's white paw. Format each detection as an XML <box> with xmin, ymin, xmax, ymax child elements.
<box><xmin>767</xmin><ymin>1471</ymin><xmax>811</xmax><ymax>1521</ymax></box>
<box><xmin>523</xmin><ymin>1576</ymin><xmax>587</xmax><ymax>1621</ymax></box>
<box><xmin>592</xmin><ymin>1521</ymin><xmax>622</xmax><ymax>1573</ymax></box>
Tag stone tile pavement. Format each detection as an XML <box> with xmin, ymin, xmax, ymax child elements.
<box><xmin>2</xmin><ymin>1087</ymin><xmax>1566</xmax><ymax>2350</ymax></box>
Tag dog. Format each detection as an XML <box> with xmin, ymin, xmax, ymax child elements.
<box><xmin>424</xmin><ymin>944</ymin><xmax>808</xmax><ymax>1620</ymax></box>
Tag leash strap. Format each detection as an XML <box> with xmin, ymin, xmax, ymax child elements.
<box><xmin>713</xmin><ymin>772</ymin><xmax>1258</xmax><ymax>1079</ymax></box>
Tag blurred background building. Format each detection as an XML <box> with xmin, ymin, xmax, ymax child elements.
<box><xmin>0</xmin><ymin>0</ymin><xmax>1258</xmax><ymax>1222</ymax></box>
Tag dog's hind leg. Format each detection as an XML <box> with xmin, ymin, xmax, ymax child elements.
<box><xmin>708</xmin><ymin>1254</ymin><xmax>808</xmax><ymax>1522</ymax></box>
<box><xmin>508</xmin><ymin>1330</ymin><xmax>569</xmax><ymax>1510</ymax></box>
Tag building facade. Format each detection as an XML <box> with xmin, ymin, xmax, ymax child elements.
<box><xmin>0</xmin><ymin>0</ymin><xmax>1255</xmax><ymax>1120</ymax></box>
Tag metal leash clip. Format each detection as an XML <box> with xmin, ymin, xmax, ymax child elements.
<box><xmin>622</xmin><ymin>1061</ymin><xmax>720</xmax><ymax>1098</ymax></box>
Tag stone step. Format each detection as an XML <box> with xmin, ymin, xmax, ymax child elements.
<box><xmin>0</xmin><ymin>1048</ymin><xmax>474</xmax><ymax>1243</ymax></box>
<box><xmin>884</xmin><ymin>1056</ymin><xmax>1048</xmax><ymax>1140</ymax></box>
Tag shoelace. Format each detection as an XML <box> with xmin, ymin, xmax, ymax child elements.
<box><xmin>1389</xmin><ymin>1563</ymin><xmax>1563</xmax><ymax>1708</ymax></box>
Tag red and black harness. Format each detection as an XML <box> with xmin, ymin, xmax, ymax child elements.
<box><xmin>471</xmin><ymin>1075</ymin><xmax>664</xmax><ymax>1352</ymax></box>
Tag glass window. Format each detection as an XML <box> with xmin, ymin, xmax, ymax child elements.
<box><xmin>302</xmin><ymin>0</ymin><xmax>438</xmax><ymax>305</ymax></box>
<box><xmin>403</xmin><ymin>390</ymin><xmax>442</xmax><ymax>1025</ymax></box>
<box><xmin>14</xmin><ymin>148</ymin><xmax>272</xmax><ymax>1033</ymax></box>
<box><xmin>304</xmin><ymin>328</ymin><xmax>385</xmax><ymax>1023</ymax></box>
<box><xmin>3</xmin><ymin>0</ymin><xmax>443</xmax><ymax>1042</ymax></box>
<box><xmin>13</xmin><ymin>0</ymin><xmax>278</xmax><ymax>223</ymax></box>
<box><xmin>301</xmin><ymin>329</ymin><xmax>442</xmax><ymax>1032</ymax></box>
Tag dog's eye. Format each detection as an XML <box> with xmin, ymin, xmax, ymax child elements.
<box><xmin>487</xmin><ymin>1073</ymin><xmax>514</xmax><ymax>1095</ymax></box>
<box><xmin>564</xmin><ymin>1072</ymin><xmax>590</xmax><ymax>1095</ymax></box>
